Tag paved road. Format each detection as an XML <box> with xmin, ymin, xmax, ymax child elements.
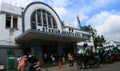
<box><xmin>41</xmin><ymin>62</ymin><xmax>120</xmax><ymax>71</ymax></box>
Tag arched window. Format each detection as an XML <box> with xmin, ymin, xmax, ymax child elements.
<box><xmin>31</xmin><ymin>9</ymin><xmax>57</xmax><ymax>30</ymax></box>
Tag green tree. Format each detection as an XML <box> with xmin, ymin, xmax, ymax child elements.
<box><xmin>94</xmin><ymin>35</ymin><xmax>106</xmax><ymax>48</ymax></box>
<box><xmin>81</xmin><ymin>25</ymin><xmax>97</xmax><ymax>39</ymax></box>
<box><xmin>81</xmin><ymin>25</ymin><xmax>106</xmax><ymax>49</ymax></box>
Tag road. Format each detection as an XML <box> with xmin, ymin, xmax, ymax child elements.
<box><xmin>41</xmin><ymin>62</ymin><xmax>120</xmax><ymax>71</ymax></box>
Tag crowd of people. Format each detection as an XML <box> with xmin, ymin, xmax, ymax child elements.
<box><xmin>16</xmin><ymin>43</ymin><xmax>120</xmax><ymax>71</ymax></box>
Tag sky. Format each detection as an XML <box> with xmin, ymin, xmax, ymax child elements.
<box><xmin>2</xmin><ymin>0</ymin><xmax>120</xmax><ymax>41</ymax></box>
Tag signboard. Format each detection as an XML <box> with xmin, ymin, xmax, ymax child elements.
<box><xmin>9</xmin><ymin>57</ymin><xmax>15</xmax><ymax>59</ymax></box>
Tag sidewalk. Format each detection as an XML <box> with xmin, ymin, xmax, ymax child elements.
<box><xmin>41</xmin><ymin>63</ymin><xmax>77</xmax><ymax>71</ymax></box>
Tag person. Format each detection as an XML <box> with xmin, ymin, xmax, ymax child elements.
<box><xmin>68</xmin><ymin>53</ymin><xmax>74</xmax><ymax>67</ymax></box>
<box><xmin>34</xmin><ymin>61</ymin><xmax>41</xmax><ymax>71</ymax></box>
<box><xmin>76</xmin><ymin>50</ymin><xmax>83</xmax><ymax>66</ymax></box>
<box><xmin>97</xmin><ymin>43</ymin><xmax>104</xmax><ymax>63</ymax></box>
<box><xmin>83</xmin><ymin>43</ymin><xmax>93</xmax><ymax>68</ymax></box>
<box><xmin>110</xmin><ymin>45</ymin><xmax>117</xmax><ymax>54</ymax></box>
<box><xmin>27</xmin><ymin>54</ymin><xmax>38</xmax><ymax>71</ymax></box>
<box><xmin>43</xmin><ymin>53</ymin><xmax>47</xmax><ymax>64</ymax></box>
<box><xmin>110</xmin><ymin>45</ymin><xmax>118</xmax><ymax>61</ymax></box>
<box><xmin>18</xmin><ymin>55</ymin><xmax>27</xmax><ymax>71</ymax></box>
<box><xmin>17</xmin><ymin>56</ymin><xmax>22</xmax><ymax>64</ymax></box>
<box><xmin>51</xmin><ymin>54</ymin><xmax>56</xmax><ymax>65</ymax></box>
<box><xmin>62</xmin><ymin>57</ymin><xmax>65</xmax><ymax>64</ymax></box>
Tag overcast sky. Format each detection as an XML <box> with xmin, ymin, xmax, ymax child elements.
<box><xmin>2</xmin><ymin>0</ymin><xmax>120</xmax><ymax>41</ymax></box>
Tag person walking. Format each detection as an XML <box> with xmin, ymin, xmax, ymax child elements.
<box><xmin>51</xmin><ymin>54</ymin><xmax>56</xmax><ymax>65</ymax></box>
<box><xmin>18</xmin><ymin>55</ymin><xmax>27</xmax><ymax>71</ymax></box>
<box><xmin>68</xmin><ymin>53</ymin><xmax>74</xmax><ymax>67</ymax></box>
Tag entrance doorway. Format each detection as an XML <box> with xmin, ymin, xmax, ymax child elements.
<box><xmin>42</xmin><ymin>43</ymin><xmax>58</xmax><ymax>63</ymax></box>
<box><xmin>62</xmin><ymin>47</ymin><xmax>74</xmax><ymax>60</ymax></box>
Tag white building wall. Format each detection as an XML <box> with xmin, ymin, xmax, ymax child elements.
<box><xmin>13</xmin><ymin>16</ymin><xmax>22</xmax><ymax>45</ymax></box>
<box><xmin>0</xmin><ymin>14</ymin><xmax>10</xmax><ymax>45</ymax></box>
<box><xmin>103</xmin><ymin>41</ymin><xmax>120</xmax><ymax>50</ymax></box>
<box><xmin>1</xmin><ymin>3</ymin><xmax>22</xmax><ymax>15</ymax></box>
<box><xmin>0</xmin><ymin>1</ymin><xmax>2</xmax><ymax>11</ymax></box>
<box><xmin>0</xmin><ymin>3</ymin><xmax>22</xmax><ymax>45</ymax></box>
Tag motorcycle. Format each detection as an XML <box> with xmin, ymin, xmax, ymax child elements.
<box><xmin>102</xmin><ymin>51</ymin><xmax>113</xmax><ymax>64</ymax></box>
<box><xmin>76</xmin><ymin>53</ymin><xmax>100</xmax><ymax>69</ymax></box>
<box><xmin>33</xmin><ymin>61</ymin><xmax>41</xmax><ymax>71</ymax></box>
<box><xmin>76</xmin><ymin>54</ymin><xmax>84</xmax><ymax>69</ymax></box>
<box><xmin>114</xmin><ymin>52</ymin><xmax>120</xmax><ymax>61</ymax></box>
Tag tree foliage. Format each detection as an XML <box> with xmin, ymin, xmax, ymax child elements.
<box><xmin>94</xmin><ymin>35</ymin><xmax>106</xmax><ymax>48</ymax></box>
<box><xmin>81</xmin><ymin>25</ymin><xmax>97</xmax><ymax>38</ymax></box>
<box><xmin>81</xmin><ymin>25</ymin><xmax>106</xmax><ymax>48</ymax></box>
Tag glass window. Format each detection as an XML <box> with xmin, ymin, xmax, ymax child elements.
<box><xmin>43</xmin><ymin>15</ymin><xmax>47</xmax><ymax>27</ymax></box>
<box><xmin>37</xmin><ymin>10</ymin><xmax>42</xmax><ymax>26</ymax></box>
<box><xmin>69</xmin><ymin>28</ymin><xmax>74</xmax><ymax>32</ymax></box>
<box><xmin>31</xmin><ymin>11</ymin><xmax>37</xmax><ymax>29</ymax></box>
<box><xmin>42</xmin><ymin>10</ymin><xmax>47</xmax><ymax>27</ymax></box>
<box><xmin>6</xmin><ymin>14</ymin><xmax>11</xmax><ymax>28</ymax></box>
<box><xmin>31</xmin><ymin>11</ymin><xmax>36</xmax><ymax>22</ymax></box>
<box><xmin>31</xmin><ymin>22</ymin><xmax>36</xmax><ymax>29</ymax></box>
<box><xmin>52</xmin><ymin>17</ymin><xmax>57</xmax><ymax>29</ymax></box>
<box><xmin>48</xmin><ymin>15</ymin><xmax>52</xmax><ymax>28</ymax></box>
<box><xmin>31</xmin><ymin>9</ymin><xmax>58</xmax><ymax>29</ymax></box>
<box><xmin>13</xmin><ymin>16</ymin><xmax>18</xmax><ymax>29</ymax></box>
<box><xmin>6</xmin><ymin>14</ymin><xmax>18</xmax><ymax>29</ymax></box>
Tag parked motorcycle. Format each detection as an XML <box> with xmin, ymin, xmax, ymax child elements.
<box><xmin>102</xmin><ymin>51</ymin><xmax>113</xmax><ymax>64</ymax></box>
<box><xmin>76</xmin><ymin>53</ymin><xmax>100</xmax><ymax>69</ymax></box>
<box><xmin>33</xmin><ymin>61</ymin><xmax>41</xmax><ymax>71</ymax></box>
<box><xmin>76</xmin><ymin>54</ymin><xmax>84</xmax><ymax>69</ymax></box>
<box><xmin>114</xmin><ymin>52</ymin><xmax>120</xmax><ymax>61</ymax></box>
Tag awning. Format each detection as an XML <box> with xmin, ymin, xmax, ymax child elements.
<box><xmin>15</xmin><ymin>29</ymin><xmax>89</xmax><ymax>44</ymax></box>
<box><xmin>77</xmin><ymin>41</ymin><xmax>94</xmax><ymax>47</ymax></box>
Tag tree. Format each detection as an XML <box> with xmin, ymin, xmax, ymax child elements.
<box><xmin>94</xmin><ymin>35</ymin><xmax>106</xmax><ymax>48</ymax></box>
<box><xmin>81</xmin><ymin>25</ymin><xmax>106</xmax><ymax>49</ymax></box>
<box><xmin>81</xmin><ymin>25</ymin><xmax>97</xmax><ymax>38</ymax></box>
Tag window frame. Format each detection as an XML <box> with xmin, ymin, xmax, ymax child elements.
<box><xmin>6</xmin><ymin>14</ymin><xmax>11</xmax><ymax>29</ymax></box>
<box><xmin>31</xmin><ymin>9</ymin><xmax>58</xmax><ymax>30</ymax></box>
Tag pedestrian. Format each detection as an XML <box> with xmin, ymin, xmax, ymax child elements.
<box><xmin>17</xmin><ymin>56</ymin><xmax>22</xmax><ymax>64</ymax></box>
<box><xmin>27</xmin><ymin>54</ymin><xmax>38</xmax><ymax>71</ymax></box>
<box><xmin>44</xmin><ymin>53</ymin><xmax>47</xmax><ymax>64</ymax></box>
<box><xmin>18</xmin><ymin>55</ymin><xmax>27</xmax><ymax>71</ymax></box>
<box><xmin>68</xmin><ymin>53</ymin><xmax>74</xmax><ymax>67</ymax></box>
<box><xmin>62</xmin><ymin>57</ymin><xmax>65</xmax><ymax>64</ymax></box>
<box><xmin>51</xmin><ymin>54</ymin><xmax>56</xmax><ymax>65</ymax></box>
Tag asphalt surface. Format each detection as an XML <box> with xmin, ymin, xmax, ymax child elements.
<box><xmin>41</xmin><ymin>62</ymin><xmax>120</xmax><ymax>71</ymax></box>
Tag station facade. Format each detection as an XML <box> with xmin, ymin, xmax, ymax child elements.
<box><xmin>0</xmin><ymin>2</ymin><xmax>91</xmax><ymax>68</ymax></box>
